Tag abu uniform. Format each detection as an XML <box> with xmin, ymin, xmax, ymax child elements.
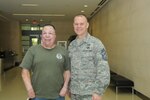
<box><xmin>68</xmin><ymin>33</ymin><xmax>110</xmax><ymax>99</ymax></box>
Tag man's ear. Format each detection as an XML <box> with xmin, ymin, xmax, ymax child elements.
<box><xmin>87</xmin><ymin>22</ymin><xmax>89</xmax><ymax>29</ymax></box>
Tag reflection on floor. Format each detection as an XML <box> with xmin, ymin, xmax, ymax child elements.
<box><xmin>0</xmin><ymin>67</ymin><xmax>142</xmax><ymax>100</ymax></box>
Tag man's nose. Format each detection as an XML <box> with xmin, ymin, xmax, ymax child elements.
<box><xmin>45</xmin><ymin>33</ymin><xmax>50</xmax><ymax>36</ymax></box>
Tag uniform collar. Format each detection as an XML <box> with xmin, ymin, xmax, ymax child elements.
<box><xmin>75</xmin><ymin>33</ymin><xmax>91</xmax><ymax>45</ymax></box>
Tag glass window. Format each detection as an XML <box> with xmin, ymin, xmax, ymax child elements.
<box><xmin>21</xmin><ymin>24</ymin><xmax>31</xmax><ymax>30</ymax></box>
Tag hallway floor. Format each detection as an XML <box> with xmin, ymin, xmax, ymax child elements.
<box><xmin>0</xmin><ymin>67</ymin><xmax>142</xmax><ymax>100</ymax></box>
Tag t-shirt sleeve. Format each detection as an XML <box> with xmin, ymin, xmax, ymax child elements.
<box><xmin>19</xmin><ymin>47</ymin><xmax>34</xmax><ymax>70</ymax></box>
<box><xmin>64</xmin><ymin>50</ymin><xmax>71</xmax><ymax>71</ymax></box>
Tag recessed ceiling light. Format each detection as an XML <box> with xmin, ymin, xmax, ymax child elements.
<box><xmin>25</xmin><ymin>19</ymin><xmax>29</xmax><ymax>21</ymax></box>
<box><xmin>81</xmin><ymin>10</ymin><xmax>85</xmax><ymax>13</ymax></box>
<box><xmin>84</xmin><ymin>5</ymin><xmax>88</xmax><ymax>7</ymax></box>
<box><xmin>22</xmin><ymin>4</ymin><xmax>38</xmax><ymax>7</ymax></box>
<box><xmin>40</xmin><ymin>19</ymin><xmax>43</xmax><ymax>22</ymax></box>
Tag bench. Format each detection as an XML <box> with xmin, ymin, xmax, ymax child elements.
<box><xmin>110</xmin><ymin>71</ymin><xmax>134</xmax><ymax>100</ymax></box>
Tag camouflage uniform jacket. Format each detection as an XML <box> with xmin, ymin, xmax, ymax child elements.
<box><xmin>68</xmin><ymin>33</ymin><xmax>110</xmax><ymax>95</ymax></box>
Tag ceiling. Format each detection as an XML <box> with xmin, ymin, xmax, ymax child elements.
<box><xmin>0</xmin><ymin>0</ymin><xmax>108</xmax><ymax>24</ymax></box>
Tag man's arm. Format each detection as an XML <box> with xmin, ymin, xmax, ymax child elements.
<box><xmin>21</xmin><ymin>68</ymin><xmax>35</xmax><ymax>98</ymax></box>
<box><xmin>93</xmin><ymin>42</ymin><xmax>110</xmax><ymax>98</ymax></box>
<box><xmin>63</xmin><ymin>70</ymin><xmax>71</xmax><ymax>88</ymax></box>
<box><xmin>59</xmin><ymin>70</ymin><xmax>71</xmax><ymax>96</ymax></box>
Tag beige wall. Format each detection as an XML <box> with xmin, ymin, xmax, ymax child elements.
<box><xmin>0</xmin><ymin>21</ymin><xmax>10</xmax><ymax>49</ymax></box>
<box><xmin>0</xmin><ymin>20</ymin><xmax>22</xmax><ymax>61</ymax></box>
<box><xmin>9</xmin><ymin>21</ymin><xmax>22</xmax><ymax>61</ymax></box>
<box><xmin>89</xmin><ymin>0</ymin><xmax>150</xmax><ymax>98</ymax></box>
<box><xmin>51</xmin><ymin>21</ymin><xmax>74</xmax><ymax>42</ymax></box>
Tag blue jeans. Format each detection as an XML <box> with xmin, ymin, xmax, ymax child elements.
<box><xmin>31</xmin><ymin>96</ymin><xmax>64</xmax><ymax>100</ymax></box>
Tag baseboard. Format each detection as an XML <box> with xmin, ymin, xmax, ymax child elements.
<box><xmin>135</xmin><ymin>90</ymin><xmax>150</xmax><ymax>100</ymax></box>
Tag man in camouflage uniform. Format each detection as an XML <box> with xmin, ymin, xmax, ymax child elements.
<box><xmin>68</xmin><ymin>14</ymin><xmax>110</xmax><ymax>100</ymax></box>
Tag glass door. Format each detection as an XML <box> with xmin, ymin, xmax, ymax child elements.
<box><xmin>30</xmin><ymin>35</ymin><xmax>40</xmax><ymax>46</ymax></box>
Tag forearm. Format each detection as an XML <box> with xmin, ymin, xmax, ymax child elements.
<box><xmin>21</xmin><ymin>68</ymin><xmax>33</xmax><ymax>91</ymax></box>
<box><xmin>94</xmin><ymin>61</ymin><xmax>110</xmax><ymax>95</ymax></box>
<box><xmin>63</xmin><ymin>70</ymin><xmax>70</xmax><ymax>88</ymax></box>
<box><xmin>59</xmin><ymin>70</ymin><xmax>70</xmax><ymax>96</ymax></box>
<box><xmin>94</xmin><ymin>45</ymin><xmax>110</xmax><ymax>95</ymax></box>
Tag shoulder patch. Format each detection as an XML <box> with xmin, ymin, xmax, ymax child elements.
<box><xmin>101</xmin><ymin>48</ymin><xmax>108</xmax><ymax>61</ymax></box>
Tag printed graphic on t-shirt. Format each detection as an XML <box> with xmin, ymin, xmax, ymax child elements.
<box><xmin>56</xmin><ymin>53</ymin><xmax>62</xmax><ymax>59</ymax></box>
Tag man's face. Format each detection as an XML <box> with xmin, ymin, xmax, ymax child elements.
<box><xmin>41</xmin><ymin>26</ymin><xmax>56</xmax><ymax>45</ymax></box>
<box><xmin>73</xmin><ymin>16</ymin><xmax>89</xmax><ymax>36</ymax></box>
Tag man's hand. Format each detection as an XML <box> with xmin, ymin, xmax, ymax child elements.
<box><xmin>59</xmin><ymin>86</ymin><xmax>68</xmax><ymax>97</ymax></box>
<box><xmin>27</xmin><ymin>88</ymin><xmax>35</xmax><ymax>98</ymax></box>
<box><xmin>92</xmin><ymin>93</ymin><xmax>102</xmax><ymax>100</ymax></box>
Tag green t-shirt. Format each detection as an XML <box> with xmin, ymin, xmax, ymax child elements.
<box><xmin>20</xmin><ymin>45</ymin><xmax>70</xmax><ymax>99</ymax></box>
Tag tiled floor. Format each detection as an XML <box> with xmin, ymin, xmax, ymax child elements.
<box><xmin>0</xmin><ymin>67</ymin><xmax>142</xmax><ymax>100</ymax></box>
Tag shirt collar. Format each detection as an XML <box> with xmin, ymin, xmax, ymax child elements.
<box><xmin>82</xmin><ymin>33</ymin><xmax>91</xmax><ymax>43</ymax></box>
<box><xmin>75</xmin><ymin>33</ymin><xmax>90</xmax><ymax>45</ymax></box>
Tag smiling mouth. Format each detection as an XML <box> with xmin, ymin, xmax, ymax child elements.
<box><xmin>44</xmin><ymin>38</ymin><xmax>51</xmax><ymax>40</ymax></box>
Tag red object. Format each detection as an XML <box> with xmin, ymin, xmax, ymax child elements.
<box><xmin>32</xmin><ymin>20</ymin><xmax>38</xmax><ymax>24</ymax></box>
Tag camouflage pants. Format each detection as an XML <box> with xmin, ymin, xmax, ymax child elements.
<box><xmin>71</xmin><ymin>94</ymin><xmax>92</xmax><ymax>100</ymax></box>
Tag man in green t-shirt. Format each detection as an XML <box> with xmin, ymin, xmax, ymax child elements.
<box><xmin>20</xmin><ymin>24</ymin><xmax>70</xmax><ymax>100</ymax></box>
